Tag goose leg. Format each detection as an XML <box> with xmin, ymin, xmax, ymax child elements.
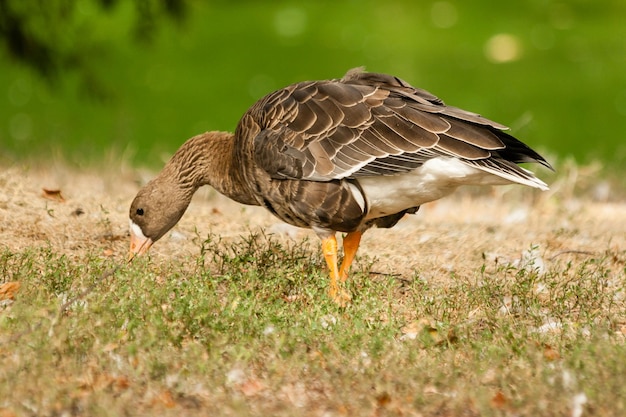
<box><xmin>321</xmin><ymin>235</ymin><xmax>352</xmax><ymax>306</ymax></box>
<box><xmin>339</xmin><ymin>231</ymin><xmax>362</xmax><ymax>282</ymax></box>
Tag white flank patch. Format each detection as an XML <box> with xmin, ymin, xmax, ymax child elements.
<box><xmin>346</xmin><ymin>182</ymin><xmax>366</xmax><ymax>212</ymax></box>
<box><xmin>359</xmin><ymin>157</ymin><xmax>516</xmax><ymax>220</ymax></box>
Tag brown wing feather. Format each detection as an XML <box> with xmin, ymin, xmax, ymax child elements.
<box><xmin>244</xmin><ymin>68</ymin><xmax>551</xmax><ymax>182</ymax></box>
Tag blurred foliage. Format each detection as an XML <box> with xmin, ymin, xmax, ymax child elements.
<box><xmin>0</xmin><ymin>0</ymin><xmax>188</xmax><ymax>97</ymax></box>
<box><xmin>0</xmin><ymin>0</ymin><xmax>625</xmax><ymax>167</ymax></box>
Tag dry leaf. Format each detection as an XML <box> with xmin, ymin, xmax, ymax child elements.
<box><xmin>0</xmin><ymin>282</ymin><xmax>20</xmax><ymax>300</ymax></box>
<box><xmin>99</xmin><ymin>234</ymin><xmax>125</xmax><ymax>243</ymax></box>
<box><xmin>239</xmin><ymin>378</ymin><xmax>266</xmax><ymax>397</ymax></box>
<box><xmin>0</xmin><ymin>408</ymin><xmax>17</xmax><ymax>417</ymax></box>
<box><xmin>543</xmin><ymin>344</ymin><xmax>561</xmax><ymax>361</ymax></box>
<box><xmin>282</xmin><ymin>294</ymin><xmax>303</xmax><ymax>303</ymax></box>
<box><xmin>114</xmin><ymin>376</ymin><xmax>131</xmax><ymax>391</ymax></box>
<box><xmin>401</xmin><ymin>318</ymin><xmax>457</xmax><ymax>345</ymax></box>
<box><xmin>440</xmin><ymin>328</ymin><xmax>459</xmax><ymax>346</ymax></box>
<box><xmin>376</xmin><ymin>391</ymin><xmax>391</xmax><ymax>407</ymax></box>
<box><xmin>42</xmin><ymin>188</ymin><xmax>65</xmax><ymax>202</ymax></box>
<box><xmin>152</xmin><ymin>390</ymin><xmax>176</xmax><ymax>408</ymax></box>
<box><xmin>102</xmin><ymin>249</ymin><xmax>115</xmax><ymax>257</ymax></box>
<box><xmin>102</xmin><ymin>342</ymin><xmax>119</xmax><ymax>352</ymax></box>
<box><xmin>401</xmin><ymin>320</ymin><xmax>420</xmax><ymax>339</ymax></box>
<box><xmin>490</xmin><ymin>390</ymin><xmax>508</xmax><ymax>409</ymax></box>
<box><xmin>423</xmin><ymin>385</ymin><xmax>439</xmax><ymax>395</ymax></box>
<box><xmin>335</xmin><ymin>404</ymin><xmax>349</xmax><ymax>416</ymax></box>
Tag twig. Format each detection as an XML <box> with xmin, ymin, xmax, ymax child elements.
<box><xmin>549</xmin><ymin>250</ymin><xmax>596</xmax><ymax>261</ymax></box>
<box><xmin>369</xmin><ymin>271</ymin><xmax>402</xmax><ymax>277</ymax></box>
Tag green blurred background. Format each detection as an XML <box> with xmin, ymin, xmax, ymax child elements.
<box><xmin>1</xmin><ymin>0</ymin><xmax>625</xmax><ymax>168</ymax></box>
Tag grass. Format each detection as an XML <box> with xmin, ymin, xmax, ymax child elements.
<box><xmin>1</xmin><ymin>232</ymin><xmax>625</xmax><ymax>416</ymax></box>
<box><xmin>2</xmin><ymin>1</ymin><xmax>626</xmax><ymax>166</ymax></box>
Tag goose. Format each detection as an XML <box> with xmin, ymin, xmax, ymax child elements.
<box><xmin>129</xmin><ymin>68</ymin><xmax>551</xmax><ymax>305</ymax></box>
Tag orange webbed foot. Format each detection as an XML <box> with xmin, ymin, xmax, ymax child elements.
<box><xmin>338</xmin><ymin>231</ymin><xmax>362</xmax><ymax>282</ymax></box>
<box><xmin>328</xmin><ymin>284</ymin><xmax>352</xmax><ymax>307</ymax></box>
<box><xmin>321</xmin><ymin>235</ymin><xmax>352</xmax><ymax>306</ymax></box>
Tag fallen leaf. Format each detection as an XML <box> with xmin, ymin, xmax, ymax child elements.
<box><xmin>436</xmin><ymin>328</ymin><xmax>458</xmax><ymax>346</ymax></box>
<box><xmin>42</xmin><ymin>188</ymin><xmax>65</xmax><ymax>202</ymax></box>
<box><xmin>376</xmin><ymin>391</ymin><xmax>391</xmax><ymax>407</ymax></box>
<box><xmin>102</xmin><ymin>342</ymin><xmax>119</xmax><ymax>352</ymax></box>
<box><xmin>99</xmin><ymin>234</ymin><xmax>125</xmax><ymax>242</ymax></box>
<box><xmin>423</xmin><ymin>385</ymin><xmax>439</xmax><ymax>395</ymax></box>
<box><xmin>490</xmin><ymin>390</ymin><xmax>508</xmax><ymax>409</ymax></box>
<box><xmin>401</xmin><ymin>320</ymin><xmax>421</xmax><ymax>339</ymax></box>
<box><xmin>114</xmin><ymin>376</ymin><xmax>131</xmax><ymax>391</ymax></box>
<box><xmin>336</xmin><ymin>404</ymin><xmax>349</xmax><ymax>416</ymax></box>
<box><xmin>282</xmin><ymin>294</ymin><xmax>303</xmax><ymax>303</ymax></box>
<box><xmin>309</xmin><ymin>350</ymin><xmax>326</xmax><ymax>367</ymax></box>
<box><xmin>152</xmin><ymin>390</ymin><xmax>176</xmax><ymax>408</ymax></box>
<box><xmin>543</xmin><ymin>344</ymin><xmax>561</xmax><ymax>361</ymax></box>
<box><xmin>102</xmin><ymin>248</ymin><xmax>114</xmax><ymax>257</ymax></box>
<box><xmin>0</xmin><ymin>408</ymin><xmax>17</xmax><ymax>417</ymax></box>
<box><xmin>240</xmin><ymin>378</ymin><xmax>265</xmax><ymax>397</ymax></box>
<box><xmin>0</xmin><ymin>282</ymin><xmax>20</xmax><ymax>300</ymax></box>
<box><xmin>401</xmin><ymin>318</ymin><xmax>457</xmax><ymax>345</ymax></box>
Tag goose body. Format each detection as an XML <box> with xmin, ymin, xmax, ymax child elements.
<box><xmin>129</xmin><ymin>68</ymin><xmax>551</xmax><ymax>304</ymax></box>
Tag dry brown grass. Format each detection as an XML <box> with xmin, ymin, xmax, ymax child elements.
<box><xmin>0</xmin><ymin>161</ymin><xmax>622</xmax><ymax>278</ymax></box>
<box><xmin>1</xmin><ymin>161</ymin><xmax>625</xmax><ymax>416</ymax></box>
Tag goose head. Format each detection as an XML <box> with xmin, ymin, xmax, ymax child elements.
<box><xmin>127</xmin><ymin>132</ymin><xmax>248</xmax><ymax>260</ymax></box>
<box><xmin>128</xmin><ymin>176</ymin><xmax>193</xmax><ymax>259</ymax></box>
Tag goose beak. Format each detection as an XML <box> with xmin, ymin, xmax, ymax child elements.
<box><xmin>129</xmin><ymin>220</ymin><xmax>153</xmax><ymax>260</ymax></box>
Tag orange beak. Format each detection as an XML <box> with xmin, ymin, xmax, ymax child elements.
<box><xmin>129</xmin><ymin>223</ymin><xmax>153</xmax><ymax>261</ymax></box>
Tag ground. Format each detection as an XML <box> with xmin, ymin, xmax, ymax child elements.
<box><xmin>1</xmin><ymin>162</ymin><xmax>625</xmax><ymax>416</ymax></box>
<box><xmin>0</xmin><ymin>162</ymin><xmax>621</xmax><ymax>278</ymax></box>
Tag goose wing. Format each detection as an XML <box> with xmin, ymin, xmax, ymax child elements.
<box><xmin>244</xmin><ymin>68</ymin><xmax>551</xmax><ymax>186</ymax></box>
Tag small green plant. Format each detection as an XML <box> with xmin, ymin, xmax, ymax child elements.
<box><xmin>1</xmin><ymin>237</ymin><xmax>625</xmax><ymax>416</ymax></box>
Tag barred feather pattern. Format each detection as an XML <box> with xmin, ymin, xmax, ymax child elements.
<box><xmin>226</xmin><ymin>68</ymin><xmax>551</xmax><ymax>231</ymax></box>
<box><xmin>130</xmin><ymin>69</ymin><xmax>551</xmax><ymax>244</ymax></box>
<box><xmin>241</xmin><ymin>69</ymin><xmax>551</xmax><ymax>188</ymax></box>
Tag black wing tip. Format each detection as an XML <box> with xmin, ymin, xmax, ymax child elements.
<box><xmin>519</xmin><ymin>147</ymin><xmax>555</xmax><ymax>171</ymax></box>
<box><xmin>494</xmin><ymin>129</ymin><xmax>554</xmax><ymax>171</ymax></box>
<box><xmin>516</xmin><ymin>154</ymin><xmax>555</xmax><ymax>171</ymax></box>
<box><xmin>536</xmin><ymin>157</ymin><xmax>555</xmax><ymax>172</ymax></box>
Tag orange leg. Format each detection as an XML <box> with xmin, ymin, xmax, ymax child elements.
<box><xmin>339</xmin><ymin>231</ymin><xmax>362</xmax><ymax>282</ymax></box>
<box><xmin>321</xmin><ymin>235</ymin><xmax>351</xmax><ymax>306</ymax></box>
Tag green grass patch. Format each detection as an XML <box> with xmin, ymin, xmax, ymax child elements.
<box><xmin>1</xmin><ymin>235</ymin><xmax>625</xmax><ymax>416</ymax></box>
<box><xmin>2</xmin><ymin>1</ymin><xmax>626</xmax><ymax>166</ymax></box>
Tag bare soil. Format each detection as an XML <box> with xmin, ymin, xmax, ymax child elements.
<box><xmin>1</xmin><ymin>162</ymin><xmax>623</xmax><ymax>283</ymax></box>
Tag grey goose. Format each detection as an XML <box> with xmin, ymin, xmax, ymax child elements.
<box><xmin>129</xmin><ymin>68</ymin><xmax>551</xmax><ymax>305</ymax></box>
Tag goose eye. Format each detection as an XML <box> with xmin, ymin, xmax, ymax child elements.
<box><xmin>136</xmin><ymin>208</ymin><xmax>144</xmax><ymax>216</ymax></box>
